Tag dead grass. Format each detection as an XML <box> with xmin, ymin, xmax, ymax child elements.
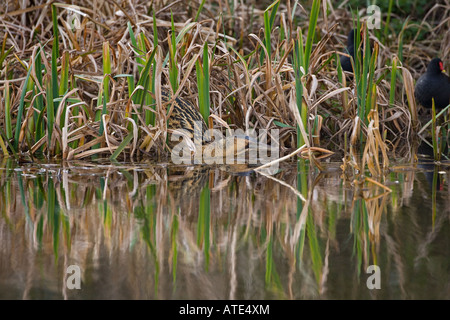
<box><xmin>0</xmin><ymin>0</ymin><xmax>449</xmax><ymax>171</ymax></box>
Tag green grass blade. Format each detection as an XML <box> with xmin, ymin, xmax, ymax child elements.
<box><xmin>13</xmin><ymin>64</ymin><xmax>33</xmax><ymax>149</ymax></box>
<box><xmin>162</xmin><ymin>22</ymin><xmax>196</xmax><ymax>68</ymax></box>
<box><xmin>149</xmin><ymin>12</ymin><xmax>158</xmax><ymax>127</ymax></box>
<box><xmin>169</xmin><ymin>11</ymin><xmax>178</xmax><ymax>92</ymax></box>
<box><xmin>261</xmin><ymin>1</ymin><xmax>279</xmax><ymax>65</ymax></box>
<box><xmin>360</xmin><ymin>28</ymin><xmax>370</xmax><ymax>122</ymax></box>
<box><xmin>268</xmin><ymin>0</ymin><xmax>280</xmax><ymax>29</ymax></box>
<box><xmin>135</xmin><ymin>48</ymin><xmax>157</xmax><ymax>106</ymax></box>
<box><xmin>389</xmin><ymin>56</ymin><xmax>398</xmax><ymax>107</ymax></box>
<box><xmin>110</xmin><ymin>133</ymin><xmax>134</xmax><ymax>160</ymax></box>
<box><xmin>0</xmin><ymin>130</ymin><xmax>8</xmax><ymax>156</ymax></box>
<box><xmin>397</xmin><ymin>18</ymin><xmax>409</xmax><ymax>63</ymax></box>
<box><xmin>128</xmin><ymin>22</ymin><xmax>145</xmax><ymax>74</ymax></box>
<box><xmin>194</xmin><ymin>0</ymin><xmax>206</xmax><ymax>22</ymax></box>
<box><xmin>4</xmin><ymin>81</ymin><xmax>12</xmax><ymax>140</ymax></box>
<box><xmin>51</xmin><ymin>38</ymin><xmax>59</xmax><ymax>115</ymax></box>
<box><xmin>34</xmin><ymin>48</ymin><xmax>44</xmax><ymax>142</ymax></box>
<box><xmin>365</xmin><ymin>41</ymin><xmax>377</xmax><ymax>117</ymax></box>
<box><xmin>102</xmin><ymin>42</ymin><xmax>111</xmax><ymax>104</ymax></box>
<box><xmin>303</xmin><ymin>0</ymin><xmax>320</xmax><ymax>72</ymax></box>
<box><xmin>0</xmin><ymin>47</ymin><xmax>13</xmax><ymax>71</ymax></box>
<box><xmin>431</xmin><ymin>99</ymin><xmax>439</xmax><ymax>160</ymax></box>
<box><xmin>51</xmin><ymin>4</ymin><xmax>59</xmax><ymax>60</ymax></box>
<box><xmin>383</xmin><ymin>0</ymin><xmax>394</xmax><ymax>42</ymax></box>
<box><xmin>98</xmin><ymin>42</ymin><xmax>111</xmax><ymax>136</ymax></box>
<box><xmin>263</xmin><ymin>8</ymin><xmax>272</xmax><ymax>62</ymax></box>
<box><xmin>49</xmin><ymin>37</ymin><xmax>60</xmax><ymax>154</ymax></box>
<box><xmin>45</xmin><ymin>74</ymin><xmax>54</xmax><ymax>153</ymax></box>
<box><xmin>58</xmin><ymin>51</ymin><xmax>70</xmax><ymax>128</ymax></box>
<box><xmin>128</xmin><ymin>21</ymin><xmax>138</xmax><ymax>49</ymax></box>
<box><xmin>59</xmin><ymin>51</ymin><xmax>69</xmax><ymax>96</ymax></box>
<box><xmin>196</xmin><ymin>42</ymin><xmax>210</xmax><ymax>123</ymax></box>
<box><xmin>99</xmin><ymin>90</ymin><xmax>107</xmax><ymax>137</ymax></box>
<box><xmin>293</xmin><ymin>31</ymin><xmax>306</xmax><ymax>147</ymax></box>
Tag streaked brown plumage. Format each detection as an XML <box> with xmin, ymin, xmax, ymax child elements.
<box><xmin>160</xmin><ymin>88</ymin><xmax>266</xmax><ymax>166</ymax></box>
<box><xmin>161</xmin><ymin>88</ymin><xmax>208</xmax><ymax>145</ymax></box>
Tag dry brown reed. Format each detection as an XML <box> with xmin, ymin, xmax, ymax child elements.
<box><xmin>0</xmin><ymin>0</ymin><xmax>449</xmax><ymax>168</ymax></box>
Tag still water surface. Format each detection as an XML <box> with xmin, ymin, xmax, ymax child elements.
<box><xmin>0</xmin><ymin>157</ymin><xmax>448</xmax><ymax>299</ymax></box>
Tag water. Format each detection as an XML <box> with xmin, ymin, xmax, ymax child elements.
<box><xmin>0</xmin><ymin>157</ymin><xmax>448</xmax><ymax>300</ymax></box>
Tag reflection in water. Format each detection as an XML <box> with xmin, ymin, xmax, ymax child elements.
<box><xmin>0</xmin><ymin>157</ymin><xmax>448</xmax><ymax>299</ymax></box>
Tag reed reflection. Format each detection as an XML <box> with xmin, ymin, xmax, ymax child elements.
<box><xmin>0</xmin><ymin>156</ymin><xmax>448</xmax><ymax>299</ymax></box>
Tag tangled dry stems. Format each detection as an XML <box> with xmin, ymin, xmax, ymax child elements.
<box><xmin>0</xmin><ymin>0</ymin><xmax>449</xmax><ymax>165</ymax></box>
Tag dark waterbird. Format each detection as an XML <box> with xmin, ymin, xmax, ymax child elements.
<box><xmin>339</xmin><ymin>28</ymin><xmax>371</xmax><ymax>73</ymax></box>
<box><xmin>340</xmin><ymin>29</ymin><xmax>357</xmax><ymax>72</ymax></box>
<box><xmin>414</xmin><ymin>58</ymin><xmax>450</xmax><ymax>110</ymax></box>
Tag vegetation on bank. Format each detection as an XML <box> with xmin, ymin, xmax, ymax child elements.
<box><xmin>0</xmin><ymin>0</ymin><xmax>449</xmax><ymax>169</ymax></box>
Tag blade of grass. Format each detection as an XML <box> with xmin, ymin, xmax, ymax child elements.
<box><xmin>34</xmin><ymin>48</ymin><xmax>45</xmax><ymax>144</ymax></box>
<box><xmin>110</xmin><ymin>133</ymin><xmax>133</xmax><ymax>160</ymax></box>
<box><xmin>261</xmin><ymin>0</ymin><xmax>280</xmax><ymax>64</ymax></box>
<box><xmin>431</xmin><ymin>98</ymin><xmax>439</xmax><ymax>161</ymax></box>
<box><xmin>149</xmin><ymin>11</ymin><xmax>159</xmax><ymax>127</ymax></box>
<box><xmin>196</xmin><ymin>42</ymin><xmax>210</xmax><ymax>123</ymax></box>
<box><xmin>51</xmin><ymin>4</ymin><xmax>59</xmax><ymax>60</ymax></box>
<box><xmin>45</xmin><ymin>74</ymin><xmax>54</xmax><ymax>154</ymax></box>
<box><xmin>128</xmin><ymin>22</ymin><xmax>145</xmax><ymax>74</ymax></box>
<box><xmin>303</xmin><ymin>0</ymin><xmax>320</xmax><ymax>72</ymax></box>
<box><xmin>13</xmin><ymin>63</ymin><xmax>33</xmax><ymax>149</ymax></box>
<box><xmin>97</xmin><ymin>42</ymin><xmax>111</xmax><ymax>139</ymax></box>
<box><xmin>51</xmin><ymin>37</ymin><xmax>59</xmax><ymax>116</ymax></box>
<box><xmin>389</xmin><ymin>56</ymin><xmax>398</xmax><ymax>107</ymax></box>
<box><xmin>58</xmin><ymin>51</ymin><xmax>70</xmax><ymax>128</ymax></box>
<box><xmin>4</xmin><ymin>81</ymin><xmax>12</xmax><ymax>140</ymax></box>
<box><xmin>194</xmin><ymin>0</ymin><xmax>206</xmax><ymax>22</ymax></box>
<box><xmin>397</xmin><ymin>18</ymin><xmax>409</xmax><ymax>63</ymax></box>
<box><xmin>364</xmin><ymin>41</ymin><xmax>378</xmax><ymax>117</ymax></box>
<box><xmin>0</xmin><ymin>47</ymin><xmax>13</xmax><ymax>71</ymax></box>
<box><xmin>168</xmin><ymin>10</ymin><xmax>178</xmax><ymax>92</ymax></box>
<box><xmin>0</xmin><ymin>131</ymin><xmax>8</xmax><ymax>156</ymax></box>
<box><xmin>292</xmin><ymin>29</ymin><xmax>307</xmax><ymax>148</ymax></box>
<box><xmin>383</xmin><ymin>0</ymin><xmax>394</xmax><ymax>42</ymax></box>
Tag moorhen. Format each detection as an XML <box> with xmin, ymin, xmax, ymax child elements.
<box><xmin>340</xmin><ymin>29</ymin><xmax>356</xmax><ymax>72</ymax></box>
<box><xmin>414</xmin><ymin>58</ymin><xmax>450</xmax><ymax>110</ymax></box>
<box><xmin>339</xmin><ymin>29</ymin><xmax>371</xmax><ymax>73</ymax></box>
